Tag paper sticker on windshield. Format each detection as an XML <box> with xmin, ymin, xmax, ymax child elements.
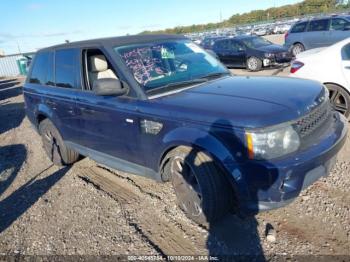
<box><xmin>185</xmin><ymin>42</ymin><xmax>203</xmax><ymax>53</ymax></box>
<box><xmin>161</xmin><ymin>47</ymin><xmax>175</xmax><ymax>59</ymax></box>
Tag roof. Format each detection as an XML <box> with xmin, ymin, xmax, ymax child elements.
<box><xmin>39</xmin><ymin>34</ymin><xmax>187</xmax><ymax>52</ymax></box>
<box><xmin>296</xmin><ymin>14</ymin><xmax>350</xmax><ymax>23</ymax></box>
<box><xmin>233</xmin><ymin>35</ymin><xmax>257</xmax><ymax>40</ymax></box>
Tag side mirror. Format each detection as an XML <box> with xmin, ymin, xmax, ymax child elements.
<box><xmin>343</xmin><ymin>24</ymin><xmax>350</xmax><ymax>31</ymax></box>
<box><xmin>92</xmin><ymin>78</ymin><xmax>127</xmax><ymax>96</ymax></box>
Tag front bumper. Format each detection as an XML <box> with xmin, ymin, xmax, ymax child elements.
<box><xmin>263</xmin><ymin>54</ymin><xmax>293</xmax><ymax>67</ymax></box>
<box><xmin>236</xmin><ymin>112</ymin><xmax>347</xmax><ymax>214</ymax></box>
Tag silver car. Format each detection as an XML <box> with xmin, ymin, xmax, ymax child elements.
<box><xmin>285</xmin><ymin>15</ymin><xmax>350</xmax><ymax>56</ymax></box>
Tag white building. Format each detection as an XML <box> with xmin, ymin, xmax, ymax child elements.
<box><xmin>0</xmin><ymin>49</ymin><xmax>4</xmax><ymax>57</ymax></box>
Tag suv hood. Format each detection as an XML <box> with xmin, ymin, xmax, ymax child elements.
<box><xmin>150</xmin><ymin>76</ymin><xmax>324</xmax><ymax>129</ymax></box>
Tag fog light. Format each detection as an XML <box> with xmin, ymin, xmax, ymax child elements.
<box><xmin>263</xmin><ymin>59</ymin><xmax>271</xmax><ymax>67</ymax></box>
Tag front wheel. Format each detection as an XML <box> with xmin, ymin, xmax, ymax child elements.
<box><xmin>326</xmin><ymin>83</ymin><xmax>350</xmax><ymax>119</ymax></box>
<box><xmin>166</xmin><ymin>146</ymin><xmax>234</xmax><ymax>226</ymax></box>
<box><xmin>246</xmin><ymin>57</ymin><xmax>262</xmax><ymax>72</ymax></box>
<box><xmin>291</xmin><ymin>43</ymin><xmax>305</xmax><ymax>56</ymax></box>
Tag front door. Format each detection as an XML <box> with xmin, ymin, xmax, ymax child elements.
<box><xmin>75</xmin><ymin>92</ymin><xmax>144</xmax><ymax>165</ymax></box>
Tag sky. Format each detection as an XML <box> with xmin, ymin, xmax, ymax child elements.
<box><xmin>0</xmin><ymin>0</ymin><xmax>301</xmax><ymax>54</ymax></box>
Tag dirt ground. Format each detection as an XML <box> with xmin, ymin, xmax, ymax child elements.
<box><xmin>0</xmin><ymin>66</ymin><xmax>349</xmax><ymax>259</ymax></box>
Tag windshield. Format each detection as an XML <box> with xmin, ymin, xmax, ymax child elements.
<box><xmin>242</xmin><ymin>37</ymin><xmax>273</xmax><ymax>48</ymax></box>
<box><xmin>114</xmin><ymin>40</ymin><xmax>228</xmax><ymax>95</ymax></box>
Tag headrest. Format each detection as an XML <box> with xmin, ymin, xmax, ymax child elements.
<box><xmin>90</xmin><ymin>55</ymin><xmax>108</xmax><ymax>72</ymax></box>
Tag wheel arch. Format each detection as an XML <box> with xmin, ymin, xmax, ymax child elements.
<box><xmin>324</xmin><ymin>82</ymin><xmax>350</xmax><ymax>95</ymax></box>
<box><xmin>157</xmin><ymin>127</ymin><xmax>249</xmax><ymax>203</ymax></box>
<box><xmin>35</xmin><ymin>103</ymin><xmax>54</xmax><ymax>127</ymax></box>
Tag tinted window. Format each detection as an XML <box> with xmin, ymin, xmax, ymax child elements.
<box><xmin>331</xmin><ymin>18</ymin><xmax>350</xmax><ymax>31</ymax></box>
<box><xmin>225</xmin><ymin>40</ymin><xmax>244</xmax><ymax>51</ymax></box>
<box><xmin>307</xmin><ymin>19</ymin><xmax>330</xmax><ymax>32</ymax></box>
<box><xmin>55</xmin><ymin>49</ymin><xmax>78</xmax><ymax>88</ymax></box>
<box><xmin>342</xmin><ymin>44</ymin><xmax>350</xmax><ymax>61</ymax></box>
<box><xmin>214</xmin><ymin>40</ymin><xmax>230</xmax><ymax>50</ymax></box>
<box><xmin>29</xmin><ymin>52</ymin><xmax>49</xmax><ymax>85</ymax></box>
<box><xmin>291</xmin><ymin>22</ymin><xmax>308</xmax><ymax>33</ymax></box>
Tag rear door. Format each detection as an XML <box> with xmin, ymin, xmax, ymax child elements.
<box><xmin>25</xmin><ymin>49</ymin><xmax>81</xmax><ymax>143</ymax></box>
<box><xmin>305</xmin><ymin>19</ymin><xmax>331</xmax><ymax>48</ymax></box>
<box><xmin>227</xmin><ymin>40</ymin><xmax>246</xmax><ymax>67</ymax></box>
<box><xmin>49</xmin><ymin>48</ymin><xmax>81</xmax><ymax>143</ymax></box>
<box><xmin>330</xmin><ymin>18</ymin><xmax>350</xmax><ymax>44</ymax></box>
<box><xmin>212</xmin><ymin>40</ymin><xmax>231</xmax><ymax>65</ymax></box>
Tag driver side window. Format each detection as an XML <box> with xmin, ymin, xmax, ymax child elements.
<box><xmin>81</xmin><ymin>48</ymin><xmax>134</xmax><ymax>97</ymax></box>
<box><xmin>331</xmin><ymin>18</ymin><xmax>350</xmax><ymax>31</ymax></box>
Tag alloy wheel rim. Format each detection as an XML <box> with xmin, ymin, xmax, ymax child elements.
<box><xmin>293</xmin><ymin>45</ymin><xmax>303</xmax><ymax>56</ymax></box>
<box><xmin>328</xmin><ymin>87</ymin><xmax>349</xmax><ymax>115</ymax></box>
<box><xmin>248</xmin><ymin>58</ymin><xmax>258</xmax><ymax>70</ymax></box>
<box><xmin>171</xmin><ymin>157</ymin><xmax>203</xmax><ymax>217</ymax></box>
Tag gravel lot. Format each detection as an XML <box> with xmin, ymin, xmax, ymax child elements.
<box><xmin>0</xmin><ymin>60</ymin><xmax>349</xmax><ymax>259</ymax></box>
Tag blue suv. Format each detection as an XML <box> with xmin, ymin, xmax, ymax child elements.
<box><xmin>24</xmin><ymin>35</ymin><xmax>347</xmax><ymax>225</ymax></box>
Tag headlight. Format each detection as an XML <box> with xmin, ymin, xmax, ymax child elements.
<box><xmin>246</xmin><ymin>124</ymin><xmax>300</xmax><ymax>160</ymax></box>
<box><xmin>264</xmin><ymin>53</ymin><xmax>274</xmax><ymax>58</ymax></box>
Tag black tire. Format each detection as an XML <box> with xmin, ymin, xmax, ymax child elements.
<box><xmin>39</xmin><ymin>119</ymin><xmax>79</xmax><ymax>166</ymax></box>
<box><xmin>291</xmin><ymin>43</ymin><xmax>305</xmax><ymax>56</ymax></box>
<box><xmin>166</xmin><ymin>146</ymin><xmax>233</xmax><ymax>226</ymax></box>
<box><xmin>325</xmin><ymin>83</ymin><xmax>350</xmax><ymax>119</ymax></box>
<box><xmin>246</xmin><ymin>56</ymin><xmax>262</xmax><ymax>72</ymax></box>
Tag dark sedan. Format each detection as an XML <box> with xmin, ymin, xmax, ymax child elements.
<box><xmin>212</xmin><ymin>35</ymin><xmax>293</xmax><ymax>71</ymax></box>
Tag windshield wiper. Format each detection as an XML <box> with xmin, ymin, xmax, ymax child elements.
<box><xmin>147</xmin><ymin>79</ymin><xmax>207</xmax><ymax>96</ymax></box>
<box><xmin>198</xmin><ymin>72</ymin><xmax>231</xmax><ymax>80</ymax></box>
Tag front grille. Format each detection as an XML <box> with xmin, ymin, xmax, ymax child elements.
<box><xmin>294</xmin><ymin>100</ymin><xmax>331</xmax><ymax>138</ymax></box>
<box><xmin>276</xmin><ymin>52</ymin><xmax>288</xmax><ymax>58</ymax></box>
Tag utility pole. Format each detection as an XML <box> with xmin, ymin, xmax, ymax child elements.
<box><xmin>16</xmin><ymin>41</ymin><xmax>22</xmax><ymax>54</ymax></box>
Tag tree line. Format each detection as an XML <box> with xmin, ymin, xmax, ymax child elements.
<box><xmin>140</xmin><ymin>0</ymin><xmax>349</xmax><ymax>35</ymax></box>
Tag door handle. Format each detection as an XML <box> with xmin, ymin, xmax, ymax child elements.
<box><xmin>67</xmin><ymin>107</ymin><xmax>75</xmax><ymax>115</ymax></box>
<box><xmin>344</xmin><ymin>66</ymin><xmax>350</xmax><ymax>70</ymax></box>
<box><xmin>81</xmin><ymin>107</ymin><xmax>95</xmax><ymax>114</ymax></box>
<box><xmin>46</xmin><ymin>100</ymin><xmax>57</xmax><ymax>109</ymax></box>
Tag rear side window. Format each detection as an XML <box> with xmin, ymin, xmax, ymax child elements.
<box><xmin>214</xmin><ymin>40</ymin><xmax>229</xmax><ymax>50</ymax></box>
<box><xmin>331</xmin><ymin>18</ymin><xmax>350</xmax><ymax>31</ymax></box>
<box><xmin>307</xmin><ymin>19</ymin><xmax>330</xmax><ymax>32</ymax></box>
<box><xmin>342</xmin><ymin>44</ymin><xmax>350</xmax><ymax>61</ymax></box>
<box><xmin>290</xmin><ymin>22</ymin><xmax>308</xmax><ymax>33</ymax></box>
<box><xmin>29</xmin><ymin>52</ymin><xmax>50</xmax><ymax>85</ymax></box>
<box><xmin>55</xmin><ymin>49</ymin><xmax>79</xmax><ymax>88</ymax></box>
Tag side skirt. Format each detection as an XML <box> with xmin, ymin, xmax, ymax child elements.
<box><xmin>65</xmin><ymin>141</ymin><xmax>161</xmax><ymax>182</ymax></box>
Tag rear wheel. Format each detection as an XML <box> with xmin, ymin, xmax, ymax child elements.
<box><xmin>39</xmin><ymin>119</ymin><xmax>79</xmax><ymax>166</ymax></box>
<box><xmin>291</xmin><ymin>43</ymin><xmax>305</xmax><ymax>56</ymax></box>
<box><xmin>166</xmin><ymin>146</ymin><xmax>233</xmax><ymax>226</ymax></box>
<box><xmin>326</xmin><ymin>83</ymin><xmax>350</xmax><ymax>119</ymax></box>
<box><xmin>246</xmin><ymin>56</ymin><xmax>262</xmax><ymax>71</ymax></box>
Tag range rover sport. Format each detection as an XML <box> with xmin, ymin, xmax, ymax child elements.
<box><xmin>23</xmin><ymin>34</ymin><xmax>347</xmax><ymax>225</ymax></box>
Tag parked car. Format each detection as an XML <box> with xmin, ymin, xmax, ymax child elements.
<box><xmin>24</xmin><ymin>34</ymin><xmax>347</xmax><ymax>225</ymax></box>
<box><xmin>285</xmin><ymin>15</ymin><xmax>350</xmax><ymax>56</ymax></box>
<box><xmin>274</xmin><ymin>24</ymin><xmax>292</xmax><ymax>34</ymax></box>
<box><xmin>290</xmin><ymin>38</ymin><xmax>350</xmax><ymax>118</ymax></box>
<box><xmin>253</xmin><ymin>28</ymin><xmax>267</xmax><ymax>36</ymax></box>
<box><xmin>212</xmin><ymin>35</ymin><xmax>293</xmax><ymax>71</ymax></box>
